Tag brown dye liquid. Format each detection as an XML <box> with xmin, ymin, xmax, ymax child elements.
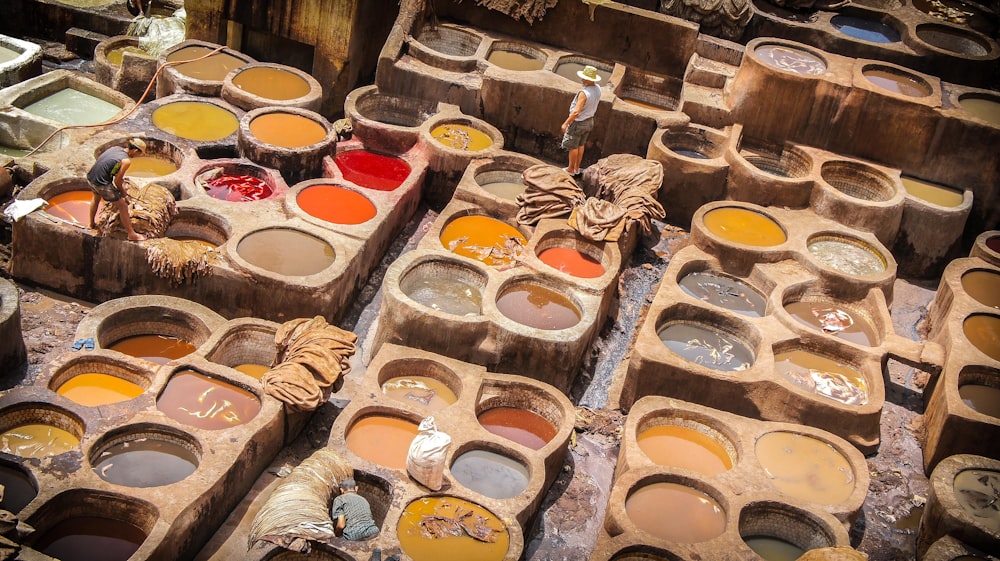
<box><xmin>231</xmin><ymin>66</ymin><xmax>310</xmax><ymax>100</ymax></box>
<box><xmin>156</xmin><ymin>370</ymin><xmax>260</xmax><ymax>430</ymax></box>
<box><xmin>755</xmin><ymin>431</ymin><xmax>855</xmax><ymax>504</ymax></box>
<box><xmin>237</xmin><ymin>228</ymin><xmax>335</xmax><ymax>276</ymax></box>
<box><xmin>658</xmin><ymin>323</ymin><xmax>754</xmax><ymax>371</ymax></box>
<box><xmin>0</xmin><ymin>465</ymin><xmax>36</xmax><ymax>513</ymax></box>
<box><xmin>34</xmin><ymin>516</ymin><xmax>145</xmax><ymax>561</ymax></box>
<box><xmin>901</xmin><ymin>176</ymin><xmax>964</xmax><ymax>207</ymax></box>
<box><xmin>807</xmin><ymin>239</ymin><xmax>886</xmax><ymax>276</ymax></box>
<box><xmin>109</xmin><ymin>334</ymin><xmax>196</xmax><ymax>365</ymax></box>
<box><xmin>774</xmin><ymin>350</ymin><xmax>869</xmax><ymax>405</ymax></box>
<box><xmin>106</xmin><ymin>45</ymin><xmax>149</xmax><ymax>66</ymax></box>
<box><xmin>93</xmin><ymin>438</ymin><xmax>198</xmax><ymax>487</ymax></box>
<box><xmin>784</xmin><ymin>301</ymin><xmax>878</xmax><ymax>346</ymax></box>
<box><xmin>989</xmin><ymin>236</ymin><xmax>1000</xmax><ymax>253</ymax></box>
<box><xmin>703</xmin><ymin>207</ymin><xmax>786</xmax><ymax>246</ymax></box>
<box><xmin>678</xmin><ymin>272</ymin><xmax>765</xmax><ymax>317</ymax></box>
<box><xmin>0</xmin><ymin>424</ymin><xmax>78</xmax><ymax>458</ymax></box>
<box><xmin>625</xmin><ymin>482</ymin><xmax>726</xmax><ymax>542</ymax></box>
<box><xmin>487</xmin><ymin>50</ymin><xmax>544</xmax><ymax>71</ymax></box>
<box><xmin>450</xmin><ymin>449</ymin><xmax>530</xmax><ymax>499</ymax></box>
<box><xmin>964</xmin><ymin>315</ymin><xmax>1000</xmax><ymax>361</ymax></box>
<box><xmin>479</xmin><ymin>181</ymin><xmax>526</xmax><ymax>201</ymax></box>
<box><xmin>126</xmin><ymin>155</ymin><xmax>178</xmax><ymax>178</ymax></box>
<box><xmin>401</xmin><ymin>274</ymin><xmax>483</xmax><ymax>316</ymax></box>
<box><xmin>249</xmin><ymin>113</ymin><xmax>327</xmax><ymax>148</ymax></box>
<box><xmin>166</xmin><ymin>45</ymin><xmax>245</xmax><ymax>81</ymax></box>
<box><xmin>56</xmin><ymin>373</ymin><xmax>144</xmax><ymax>407</ymax></box>
<box><xmin>397</xmin><ymin>496</ymin><xmax>509</xmax><ymax>561</ymax></box>
<box><xmin>755</xmin><ymin>44</ymin><xmax>826</xmax><ymax>75</ymax></box>
<box><xmin>961</xmin><ymin>270</ymin><xmax>1000</xmax><ymax>309</ymax></box>
<box><xmin>863</xmin><ymin>68</ymin><xmax>930</xmax><ymax>97</ymax></box>
<box><xmin>953</xmin><ymin>469</ymin><xmax>1000</xmax><ymax>532</ymax></box>
<box><xmin>45</xmin><ymin>190</ymin><xmax>95</xmax><ymax>225</ymax></box>
<box><xmin>960</xmin><ymin>97</ymin><xmax>1000</xmax><ymax>126</ymax></box>
<box><xmin>431</xmin><ymin>123</ymin><xmax>493</xmax><ymax>151</ymax></box>
<box><xmin>382</xmin><ymin>376</ymin><xmax>457</xmax><ymax>410</ymax></box>
<box><xmin>636</xmin><ymin>424</ymin><xmax>733</xmax><ymax>475</ymax></box>
<box><xmin>346</xmin><ymin>415</ymin><xmax>419</xmax><ymax>469</ymax></box>
<box><xmin>439</xmin><ymin>215</ymin><xmax>526</xmax><ymax>267</ymax></box>
<box><xmin>495</xmin><ymin>283</ymin><xmax>581</xmax><ymax>330</ymax></box>
<box><xmin>959</xmin><ymin>384</ymin><xmax>1000</xmax><ymax>418</ymax></box>
<box><xmin>234</xmin><ymin>363</ymin><xmax>270</xmax><ymax>379</ymax></box>
<box><xmin>478</xmin><ymin>407</ymin><xmax>556</xmax><ymax>450</ymax></box>
<box><xmin>151</xmin><ymin>102</ymin><xmax>239</xmax><ymax>142</ymax></box>
<box><xmin>744</xmin><ymin>536</ymin><xmax>806</xmax><ymax>561</ymax></box>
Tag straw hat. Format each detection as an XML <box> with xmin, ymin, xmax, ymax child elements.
<box><xmin>127</xmin><ymin>138</ymin><xmax>146</xmax><ymax>153</ymax></box>
<box><xmin>577</xmin><ymin>65</ymin><xmax>601</xmax><ymax>82</ymax></box>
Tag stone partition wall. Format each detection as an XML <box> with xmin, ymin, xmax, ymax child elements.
<box><xmin>0</xmin><ymin>33</ymin><xmax>41</xmax><ymax>89</ymax></box>
<box><xmin>0</xmin><ymin>278</ymin><xmax>26</xmax><ymax>373</ymax></box>
<box><xmin>917</xmin><ymin>454</ymin><xmax>1000</xmax><ymax>558</ymax></box>
<box><xmin>93</xmin><ymin>35</ymin><xmax>158</xmax><ymax>103</ymax></box>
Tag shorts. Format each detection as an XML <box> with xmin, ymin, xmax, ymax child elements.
<box><xmin>90</xmin><ymin>181</ymin><xmax>123</xmax><ymax>202</ymax></box>
<box><xmin>561</xmin><ymin>117</ymin><xmax>595</xmax><ymax>150</ymax></box>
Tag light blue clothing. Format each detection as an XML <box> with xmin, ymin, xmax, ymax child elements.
<box><xmin>569</xmin><ymin>83</ymin><xmax>602</xmax><ymax>122</ymax></box>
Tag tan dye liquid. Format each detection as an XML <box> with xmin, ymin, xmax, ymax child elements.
<box><xmin>382</xmin><ymin>376</ymin><xmax>457</xmax><ymax>410</ymax></box>
<box><xmin>961</xmin><ymin>270</ymin><xmax>1000</xmax><ymax>309</ymax></box>
<box><xmin>703</xmin><ymin>207</ymin><xmax>786</xmax><ymax>246</ymax></box>
<box><xmin>106</xmin><ymin>46</ymin><xmax>149</xmax><ymax>66</ymax></box>
<box><xmin>953</xmin><ymin>469</ymin><xmax>1000</xmax><ymax>532</ymax></box>
<box><xmin>346</xmin><ymin>415</ymin><xmax>418</xmax><ymax>469</ymax></box>
<box><xmin>0</xmin><ymin>424</ymin><xmax>78</xmax><ymax>458</ymax></box>
<box><xmin>863</xmin><ymin>68</ymin><xmax>930</xmax><ymax>97</ymax></box>
<box><xmin>237</xmin><ymin>228</ymin><xmax>335</xmax><ymax>276</ymax></box>
<box><xmin>249</xmin><ymin>113</ymin><xmax>327</xmax><ymax>148</ymax></box>
<box><xmin>479</xmin><ymin>181</ymin><xmax>526</xmax><ymax>200</ymax></box>
<box><xmin>23</xmin><ymin>89</ymin><xmax>121</xmax><ymax>126</ymax></box>
<box><xmin>431</xmin><ymin>124</ymin><xmax>493</xmax><ymax>151</ymax></box>
<box><xmin>397</xmin><ymin>496</ymin><xmax>509</xmax><ymax>561</ymax></box>
<box><xmin>486</xmin><ymin>50</ymin><xmax>544</xmax><ymax>71</ymax></box>
<box><xmin>959</xmin><ymin>384</ymin><xmax>1000</xmax><ymax>418</ymax></box>
<box><xmin>56</xmin><ymin>373</ymin><xmax>144</xmax><ymax>406</ymax></box>
<box><xmin>744</xmin><ymin>536</ymin><xmax>806</xmax><ymax>561</ymax></box>
<box><xmin>960</xmin><ymin>97</ymin><xmax>1000</xmax><ymax>125</ymax></box>
<box><xmin>755</xmin><ymin>431</ymin><xmax>855</xmax><ymax>504</ymax></box>
<box><xmin>963</xmin><ymin>315</ymin><xmax>1000</xmax><ymax>361</ymax></box>
<box><xmin>495</xmin><ymin>283</ymin><xmax>581</xmax><ymax>330</ymax></box>
<box><xmin>901</xmin><ymin>176</ymin><xmax>964</xmax><ymax>207</ymax></box>
<box><xmin>774</xmin><ymin>349</ymin><xmax>869</xmax><ymax>405</ymax></box>
<box><xmin>166</xmin><ymin>46</ymin><xmax>245</xmax><ymax>81</ymax></box>
<box><xmin>755</xmin><ymin>44</ymin><xmax>826</xmax><ymax>75</ymax></box>
<box><xmin>625</xmin><ymin>482</ymin><xmax>727</xmax><ymax>542</ymax></box>
<box><xmin>232</xmin><ymin>67</ymin><xmax>311</xmax><ymax>100</ymax></box>
<box><xmin>636</xmin><ymin>424</ymin><xmax>733</xmax><ymax>475</ymax></box>
<box><xmin>807</xmin><ymin>239</ymin><xmax>887</xmax><ymax>276</ymax></box>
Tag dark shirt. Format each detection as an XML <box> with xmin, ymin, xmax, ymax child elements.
<box><xmin>87</xmin><ymin>146</ymin><xmax>128</xmax><ymax>187</ymax></box>
<box><xmin>331</xmin><ymin>492</ymin><xmax>379</xmax><ymax>540</ymax></box>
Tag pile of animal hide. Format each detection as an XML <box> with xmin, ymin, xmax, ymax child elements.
<box><xmin>95</xmin><ymin>180</ymin><xmax>176</xmax><ymax>238</ymax></box>
<box><xmin>471</xmin><ymin>0</ymin><xmax>557</xmax><ymax>23</ymax></box>
<box><xmin>660</xmin><ymin>0</ymin><xmax>753</xmax><ymax>40</ymax></box>
<box><xmin>248</xmin><ymin>448</ymin><xmax>353</xmax><ymax>553</ymax></box>
<box><xmin>516</xmin><ymin>154</ymin><xmax>665</xmax><ymax>242</ymax></box>
<box><xmin>143</xmin><ymin>238</ymin><xmax>219</xmax><ymax>286</ymax></box>
<box><xmin>261</xmin><ymin>317</ymin><xmax>357</xmax><ymax>411</ymax></box>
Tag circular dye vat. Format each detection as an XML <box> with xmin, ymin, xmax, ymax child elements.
<box><xmin>478</xmin><ymin>407</ymin><xmax>557</xmax><ymax>450</ymax></box>
<box><xmin>346</xmin><ymin>415</ymin><xmax>419</xmax><ymax>469</ymax></box>
<box><xmin>744</xmin><ymin>536</ymin><xmax>806</xmax><ymax>561</ymax></box>
<box><xmin>901</xmin><ymin>176</ymin><xmax>964</xmax><ymax>207</ymax></box>
<box><xmin>234</xmin><ymin>363</ymin><xmax>270</xmax><ymax>378</ymax></box>
<box><xmin>397</xmin><ymin>496</ymin><xmax>509</xmax><ymax>561</ymax></box>
<box><xmin>106</xmin><ymin>45</ymin><xmax>150</xmax><ymax>66</ymax></box>
<box><xmin>0</xmin><ymin>465</ymin><xmax>36</xmax><ymax>513</ymax></box>
<box><xmin>439</xmin><ymin>215</ymin><xmax>527</xmax><ymax>267</ymax></box>
<box><xmin>203</xmin><ymin>172</ymin><xmax>273</xmax><ymax>202</ymax></box>
<box><xmin>126</xmin><ymin>155</ymin><xmax>178</xmax><ymax>178</ymax></box>
<box><xmin>431</xmin><ymin>123</ymin><xmax>493</xmax><ymax>151</ymax></box>
<box><xmin>297</xmin><ymin>185</ymin><xmax>376</xmax><ymax>225</ymax></box>
<box><xmin>496</xmin><ymin>283</ymin><xmax>581</xmax><ymax>330</ymax></box>
<box><xmin>637</xmin><ymin>424</ymin><xmax>733</xmax><ymax>475</ymax></box>
<box><xmin>657</xmin><ymin>323</ymin><xmax>753</xmax><ymax>371</ymax></box>
<box><xmin>34</xmin><ymin>516</ymin><xmax>145</xmax><ymax>561</ymax></box>
<box><xmin>170</xmin><ymin>236</ymin><xmax>218</xmax><ymax>249</ymax></box>
<box><xmin>166</xmin><ymin>45</ymin><xmax>246</xmax><ymax>81</ymax></box>
<box><xmin>959</xmin><ymin>383</ymin><xmax>1000</xmax><ymax>418</ymax></box>
<box><xmin>554</xmin><ymin>61</ymin><xmax>612</xmax><ymax>83</ymax></box>
<box><xmin>678</xmin><ymin>272</ymin><xmax>766</xmax><ymax>317</ymax></box>
<box><xmin>109</xmin><ymin>334</ymin><xmax>196</xmax><ymax>365</ymax></box>
<box><xmin>334</xmin><ymin>150</ymin><xmax>410</xmax><ymax>191</ymax></box>
<box><xmin>56</xmin><ymin>373</ymin><xmax>144</xmax><ymax>407</ymax></box>
<box><xmin>156</xmin><ymin>370</ymin><xmax>260</xmax><ymax>430</ymax></box>
<box><xmin>382</xmin><ymin>376</ymin><xmax>457</xmax><ymax>410</ymax></box>
<box><xmin>964</xmin><ymin>315</ymin><xmax>1000</xmax><ymax>361</ymax></box>
<box><xmin>774</xmin><ymin>350</ymin><xmax>868</xmax><ymax>405</ymax></box>
<box><xmin>537</xmin><ymin>247</ymin><xmax>605</xmax><ymax>278</ymax></box>
<box><xmin>703</xmin><ymin>207</ymin><xmax>786</xmax><ymax>246</ymax></box>
<box><xmin>401</xmin><ymin>273</ymin><xmax>483</xmax><ymax>316</ymax></box>
<box><xmin>862</xmin><ymin>67</ymin><xmax>931</xmax><ymax>97</ymax></box>
<box><xmin>249</xmin><ymin>112</ymin><xmax>327</xmax><ymax>148</ymax></box>
<box><xmin>807</xmin><ymin>238</ymin><xmax>886</xmax><ymax>276</ymax></box>
<box><xmin>962</xmin><ymin>270</ymin><xmax>1000</xmax><ymax>309</ymax></box>
<box><xmin>487</xmin><ymin>49</ymin><xmax>544</xmax><ymax>71</ymax></box>
<box><xmin>755</xmin><ymin>432</ymin><xmax>855</xmax><ymax>504</ymax></box>
<box><xmin>23</xmin><ymin>89</ymin><xmax>121</xmax><ymax>126</ymax></box>
<box><xmin>152</xmin><ymin>102</ymin><xmax>239</xmax><ymax>142</ymax></box>
<box><xmin>0</xmin><ymin>423</ymin><xmax>78</xmax><ymax>458</ymax></box>
<box><xmin>479</xmin><ymin>181</ymin><xmax>526</xmax><ymax>201</ymax></box>
<box><xmin>45</xmin><ymin>190</ymin><xmax>95</xmax><ymax>225</ymax></box>
<box><xmin>626</xmin><ymin>482</ymin><xmax>726</xmax><ymax>542</ymax></box>
<box><xmin>450</xmin><ymin>449</ymin><xmax>530</xmax><ymax>499</ymax></box>
<box><xmin>670</xmin><ymin>148</ymin><xmax>711</xmax><ymax>159</ymax></box>
<box><xmin>783</xmin><ymin>301</ymin><xmax>877</xmax><ymax>346</ymax></box>
<box><xmin>237</xmin><ymin>228</ymin><xmax>335</xmax><ymax>276</ymax></box>
<box><xmin>231</xmin><ymin>66</ymin><xmax>311</xmax><ymax>100</ymax></box>
<box><xmin>755</xmin><ymin>44</ymin><xmax>826</xmax><ymax>75</ymax></box>
<box><xmin>93</xmin><ymin>437</ymin><xmax>198</xmax><ymax>487</ymax></box>
<box><xmin>954</xmin><ymin>469</ymin><xmax>1000</xmax><ymax>532</ymax></box>
<box><xmin>831</xmin><ymin>15</ymin><xmax>900</xmax><ymax>43</ymax></box>
<box><xmin>989</xmin><ymin>236</ymin><xmax>1000</xmax><ymax>253</ymax></box>
<box><xmin>959</xmin><ymin>96</ymin><xmax>1000</xmax><ymax>126</ymax></box>
<box><xmin>916</xmin><ymin>25</ymin><xmax>990</xmax><ymax>56</ymax></box>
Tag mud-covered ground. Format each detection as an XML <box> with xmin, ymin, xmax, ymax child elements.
<box><xmin>4</xmin><ymin>197</ymin><xmax>935</xmax><ymax>560</ymax></box>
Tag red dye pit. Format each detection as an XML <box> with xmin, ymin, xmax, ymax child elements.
<box><xmin>203</xmin><ymin>174</ymin><xmax>273</xmax><ymax>202</ymax></box>
<box><xmin>988</xmin><ymin>236</ymin><xmax>1000</xmax><ymax>253</ymax></box>
<box><xmin>334</xmin><ymin>150</ymin><xmax>410</xmax><ymax>191</ymax></box>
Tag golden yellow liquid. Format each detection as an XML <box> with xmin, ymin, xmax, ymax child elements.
<box><xmin>397</xmin><ymin>496</ymin><xmax>509</xmax><ymax>561</ymax></box>
<box><xmin>961</xmin><ymin>270</ymin><xmax>1000</xmax><ymax>309</ymax></box>
<box><xmin>431</xmin><ymin>124</ymin><xmax>493</xmax><ymax>151</ymax></box>
<box><xmin>901</xmin><ymin>176</ymin><xmax>964</xmax><ymax>207</ymax></box>
<box><xmin>126</xmin><ymin>155</ymin><xmax>178</xmax><ymax>178</ymax></box>
<box><xmin>755</xmin><ymin>431</ymin><xmax>855</xmax><ymax>504</ymax></box>
<box><xmin>234</xmin><ymin>363</ymin><xmax>270</xmax><ymax>379</ymax></box>
<box><xmin>0</xmin><ymin>424</ymin><xmax>79</xmax><ymax>458</ymax></box>
<box><xmin>152</xmin><ymin>102</ymin><xmax>239</xmax><ymax>142</ymax></box>
<box><xmin>106</xmin><ymin>45</ymin><xmax>150</xmax><ymax>66</ymax></box>
<box><xmin>703</xmin><ymin>207</ymin><xmax>787</xmax><ymax>246</ymax></box>
<box><xmin>56</xmin><ymin>373</ymin><xmax>144</xmax><ymax>406</ymax></box>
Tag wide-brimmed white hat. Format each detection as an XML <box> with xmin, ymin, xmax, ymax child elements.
<box><xmin>577</xmin><ymin>65</ymin><xmax>601</xmax><ymax>82</ymax></box>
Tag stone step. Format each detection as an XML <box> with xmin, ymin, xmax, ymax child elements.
<box><xmin>679</xmin><ymin>82</ymin><xmax>734</xmax><ymax>129</ymax></box>
<box><xmin>685</xmin><ymin>53</ymin><xmax>738</xmax><ymax>89</ymax></box>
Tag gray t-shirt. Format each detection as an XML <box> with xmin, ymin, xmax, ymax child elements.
<box><xmin>331</xmin><ymin>492</ymin><xmax>379</xmax><ymax>541</ymax></box>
